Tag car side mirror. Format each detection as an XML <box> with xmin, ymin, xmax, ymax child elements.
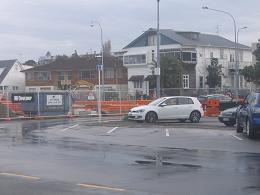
<box><xmin>159</xmin><ymin>103</ymin><xmax>167</xmax><ymax>107</ymax></box>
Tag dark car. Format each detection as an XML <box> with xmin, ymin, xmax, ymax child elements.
<box><xmin>218</xmin><ymin>107</ymin><xmax>237</xmax><ymax>126</ymax></box>
<box><xmin>236</xmin><ymin>92</ymin><xmax>260</xmax><ymax>138</ymax></box>
<box><xmin>198</xmin><ymin>94</ymin><xmax>232</xmax><ymax>104</ymax></box>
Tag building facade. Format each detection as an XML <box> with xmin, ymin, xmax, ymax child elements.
<box><xmin>122</xmin><ymin>28</ymin><xmax>252</xmax><ymax>95</ymax></box>
<box><xmin>23</xmin><ymin>56</ymin><xmax>128</xmax><ymax>92</ymax></box>
<box><xmin>0</xmin><ymin>59</ymin><xmax>31</xmax><ymax>91</ymax></box>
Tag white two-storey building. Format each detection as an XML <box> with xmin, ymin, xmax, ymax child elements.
<box><xmin>122</xmin><ymin>28</ymin><xmax>252</xmax><ymax>96</ymax></box>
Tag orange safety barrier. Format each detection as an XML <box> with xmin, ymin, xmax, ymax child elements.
<box><xmin>0</xmin><ymin>101</ymin><xmax>22</xmax><ymax>114</ymax></box>
<box><xmin>205</xmin><ymin>99</ymin><xmax>220</xmax><ymax>117</ymax></box>
<box><xmin>73</xmin><ymin>100</ymin><xmax>152</xmax><ymax>114</ymax></box>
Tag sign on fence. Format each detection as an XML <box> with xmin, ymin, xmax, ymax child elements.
<box><xmin>11</xmin><ymin>93</ymin><xmax>35</xmax><ymax>103</ymax></box>
<box><xmin>46</xmin><ymin>95</ymin><xmax>63</xmax><ymax>106</ymax></box>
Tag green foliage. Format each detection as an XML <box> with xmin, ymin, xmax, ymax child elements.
<box><xmin>147</xmin><ymin>56</ymin><xmax>182</xmax><ymax>89</ymax></box>
<box><xmin>253</xmin><ymin>39</ymin><xmax>260</xmax><ymax>84</ymax></box>
<box><xmin>241</xmin><ymin>65</ymin><xmax>255</xmax><ymax>83</ymax></box>
<box><xmin>242</xmin><ymin>39</ymin><xmax>260</xmax><ymax>84</ymax></box>
<box><xmin>205</xmin><ymin>58</ymin><xmax>222</xmax><ymax>88</ymax></box>
<box><xmin>160</xmin><ymin>56</ymin><xmax>183</xmax><ymax>88</ymax></box>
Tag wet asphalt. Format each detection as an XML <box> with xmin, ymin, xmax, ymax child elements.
<box><xmin>0</xmin><ymin>117</ymin><xmax>260</xmax><ymax>195</ymax></box>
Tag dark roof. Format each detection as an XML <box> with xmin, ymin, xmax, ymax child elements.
<box><xmin>22</xmin><ymin>56</ymin><xmax>124</xmax><ymax>72</ymax></box>
<box><xmin>0</xmin><ymin>59</ymin><xmax>17</xmax><ymax>83</ymax></box>
<box><xmin>124</xmin><ymin>28</ymin><xmax>250</xmax><ymax>49</ymax></box>
<box><xmin>128</xmin><ymin>75</ymin><xmax>144</xmax><ymax>81</ymax></box>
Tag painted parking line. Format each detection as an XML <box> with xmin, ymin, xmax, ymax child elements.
<box><xmin>231</xmin><ymin>134</ymin><xmax>243</xmax><ymax>141</ymax></box>
<box><xmin>165</xmin><ymin>129</ymin><xmax>170</xmax><ymax>137</ymax></box>
<box><xmin>107</xmin><ymin>127</ymin><xmax>118</xmax><ymax>134</ymax></box>
<box><xmin>0</xmin><ymin>172</ymin><xmax>40</xmax><ymax>181</ymax></box>
<box><xmin>61</xmin><ymin>124</ymin><xmax>79</xmax><ymax>132</ymax></box>
<box><xmin>77</xmin><ymin>183</ymin><xmax>126</xmax><ymax>192</ymax></box>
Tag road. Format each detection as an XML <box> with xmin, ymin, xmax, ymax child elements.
<box><xmin>0</xmin><ymin>117</ymin><xmax>260</xmax><ymax>195</ymax></box>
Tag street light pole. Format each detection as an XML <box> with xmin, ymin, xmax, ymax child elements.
<box><xmin>156</xmin><ymin>0</ymin><xmax>161</xmax><ymax>98</ymax></box>
<box><xmin>91</xmin><ymin>21</ymin><xmax>104</xmax><ymax>96</ymax></box>
<box><xmin>237</xmin><ymin>26</ymin><xmax>247</xmax><ymax>89</ymax></box>
<box><xmin>91</xmin><ymin>21</ymin><xmax>104</xmax><ymax>122</ymax></box>
<box><xmin>202</xmin><ymin>6</ymin><xmax>239</xmax><ymax>100</ymax></box>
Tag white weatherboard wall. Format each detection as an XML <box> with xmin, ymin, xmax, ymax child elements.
<box><xmin>195</xmin><ymin>46</ymin><xmax>252</xmax><ymax>89</ymax></box>
<box><xmin>1</xmin><ymin>61</ymin><xmax>31</xmax><ymax>90</ymax></box>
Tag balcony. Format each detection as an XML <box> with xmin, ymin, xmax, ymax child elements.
<box><xmin>228</xmin><ymin>61</ymin><xmax>252</xmax><ymax>70</ymax></box>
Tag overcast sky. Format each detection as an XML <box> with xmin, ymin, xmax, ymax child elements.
<box><xmin>0</xmin><ymin>0</ymin><xmax>259</xmax><ymax>62</ymax></box>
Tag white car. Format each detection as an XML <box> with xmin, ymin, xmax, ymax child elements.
<box><xmin>128</xmin><ymin>96</ymin><xmax>204</xmax><ymax>123</ymax></box>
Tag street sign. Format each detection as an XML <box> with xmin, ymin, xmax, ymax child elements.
<box><xmin>96</xmin><ymin>64</ymin><xmax>103</xmax><ymax>71</ymax></box>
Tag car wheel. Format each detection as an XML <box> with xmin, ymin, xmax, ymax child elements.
<box><xmin>136</xmin><ymin>120</ymin><xmax>144</xmax><ymax>123</ymax></box>
<box><xmin>224</xmin><ymin>122</ymin><xmax>235</xmax><ymax>127</ymax></box>
<box><xmin>245</xmin><ymin>118</ymin><xmax>256</xmax><ymax>138</ymax></box>
<box><xmin>179</xmin><ymin>119</ymin><xmax>186</xmax><ymax>123</ymax></box>
<box><xmin>145</xmin><ymin>112</ymin><xmax>158</xmax><ymax>123</ymax></box>
<box><xmin>189</xmin><ymin>111</ymin><xmax>201</xmax><ymax>123</ymax></box>
<box><xmin>236</xmin><ymin>119</ymin><xmax>243</xmax><ymax>133</ymax></box>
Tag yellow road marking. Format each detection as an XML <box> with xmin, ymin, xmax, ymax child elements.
<box><xmin>0</xmin><ymin>172</ymin><xmax>40</xmax><ymax>181</ymax></box>
<box><xmin>77</xmin><ymin>183</ymin><xmax>126</xmax><ymax>192</ymax></box>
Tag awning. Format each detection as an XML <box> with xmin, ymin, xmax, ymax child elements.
<box><xmin>128</xmin><ymin>75</ymin><xmax>144</xmax><ymax>81</ymax></box>
<box><xmin>144</xmin><ymin>75</ymin><xmax>156</xmax><ymax>81</ymax></box>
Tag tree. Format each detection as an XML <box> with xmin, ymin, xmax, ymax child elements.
<box><xmin>55</xmin><ymin>55</ymin><xmax>69</xmax><ymax>60</ymax></box>
<box><xmin>205</xmin><ymin>58</ymin><xmax>222</xmax><ymax>88</ymax></box>
<box><xmin>23</xmin><ymin>60</ymin><xmax>37</xmax><ymax>66</ymax></box>
<box><xmin>241</xmin><ymin>65</ymin><xmax>255</xmax><ymax>83</ymax></box>
<box><xmin>253</xmin><ymin>39</ymin><xmax>260</xmax><ymax>84</ymax></box>
<box><xmin>46</xmin><ymin>51</ymin><xmax>51</xmax><ymax>57</ymax></box>
<box><xmin>148</xmin><ymin>55</ymin><xmax>183</xmax><ymax>89</ymax></box>
<box><xmin>160</xmin><ymin>56</ymin><xmax>183</xmax><ymax>88</ymax></box>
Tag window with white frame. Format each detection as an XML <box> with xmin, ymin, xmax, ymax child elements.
<box><xmin>220</xmin><ymin>49</ymin><xmax>224</xmax><ymax>59</ymax></box>
<box><xmin>124</xmin><ymin>54</ymin><xmax>146</xmax><ymax>65</ymax></box>
<box><xmin>230</xmin><ymin>53</ymin><xmax>235</xmax><ymax>62</ymax></box>
<box><xmin>79</xmin><ymin>70</ymin><xmax>96</xmax><ymax>80</ymax></box>
<box><xmin>25</xmin><ymin>72</ymin><xmax>34</xmax><ymax>81</ymax></box>
<box><xmin>210</xmin><ymin>52</ymin><xmax>214</xmax><ymax>58</ymax></box>
<box><xmin>133</xmin><ymin>81</ymin><xmax>143</xmax><ymax>89</ymax></box>
<box><xmin>183</xmin><ymin>74</ymin><xmax>189</xmax><ymax>89</ymax></box>
<box><xmin>37</xmin><ymin>72</ymin><xmax>51</xmax><ymax>81</ymax></box>
<box><xmin>59</xmin><ymin>71</ymin><xmax>72</xmax><ymax>80</ymax></box>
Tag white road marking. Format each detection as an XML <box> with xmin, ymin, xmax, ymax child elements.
<box><xmin>231</xmin><ymin>134</ymin><xmax>243</xmax><ymax>141</ymax></box>
<box><xmin>165</xmin><ymin>129</ymin><xmax>170</xmax><ymax>137</ymax></box>
<box><xmin>0</xmin><ymin>172</ymin><xmax>40</xmax><ymax>181</ymax></box>
<box><xmin>107</xmin><ymin>127</ymin><xmax>118</xmax><ymax>134</ymax></box>
<box><xmin>77</xmin><ymin>183</ymin><xmax>126</xmax><ymax>192</ymax></box>
<box><xmin>61</xmin><ymin>124</ymin><xmax>79</xmax><ymax>132</ymax></box>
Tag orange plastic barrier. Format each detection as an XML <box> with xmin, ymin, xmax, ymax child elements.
<box><xmin>73</xmin><ymin>100</ymin><xmax>152</xmax><ymax>114</ymax></box>
<box><xmin>206</xmin><ymin>99</ymin><xmax>220</xmax><ymax>117</ymax></box>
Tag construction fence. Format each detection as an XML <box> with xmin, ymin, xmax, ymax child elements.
<box><xmin>0</xmin><ymin>88</ymin><xmax>254</xmax><ymax>120</ymax></box>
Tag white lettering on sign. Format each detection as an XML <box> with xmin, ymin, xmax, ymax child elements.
<box><xmin>14</xmin><ymin>96</ymin><xmax>33</xmax><ymax>101</ymax></box>
<box><xmin>46</xmin><ymin>95</ymin><xmax>63</xmax><ymax>106</ymax></box>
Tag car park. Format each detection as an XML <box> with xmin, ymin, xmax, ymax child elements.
<box><xmin>128</xmin><ymin>96</ymin><xmax>204</xmax><ymax>123</ymax></box>
<box><xmin>218</xmin><ymin>107</ymin><xmax>237</xmax><ymax>126</ymax></box>
<box><xmin>236</xmin><ymin>92</ymin><xmax>260</xmax><ymax>138</ymax></box>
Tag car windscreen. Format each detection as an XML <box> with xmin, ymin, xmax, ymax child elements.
<box><xmin>149</xmin><ymin>97</ymin><xmax>167</xmax><ymax>106</ymax></box>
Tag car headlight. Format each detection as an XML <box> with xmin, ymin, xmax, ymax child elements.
<box><xmin>136</xmin><ymin>109</ymin><xmax>145</xmax><ymax>113</ymax></box>
<box><xmin>222</xmin><ymin>112</ymin><xmax>233</xmax><ymax>117</ymax></box>
<box><xmin>253</xmin><ymin>107</ymin><xmax>260</xmax><ymax>113</ymax></box>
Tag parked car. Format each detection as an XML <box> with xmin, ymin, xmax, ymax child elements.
<box><xmin>236</xmin><ymin>92</ymin><xmax>260</xmax><ymax>138</ymax></box>
<box><xmin>218</xmin><ymin>107</ymin><xmax>237</xmax><ymax>126</ymax></box>
<box><xmin>198</xmin><ymin>94</ymin><xmax>232</xmax><ymax>104</ymax></box>
<box><xmin>128</xmin><ymin>96</ymin><xmax>204</xmax><ymax>123</ymax></box>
